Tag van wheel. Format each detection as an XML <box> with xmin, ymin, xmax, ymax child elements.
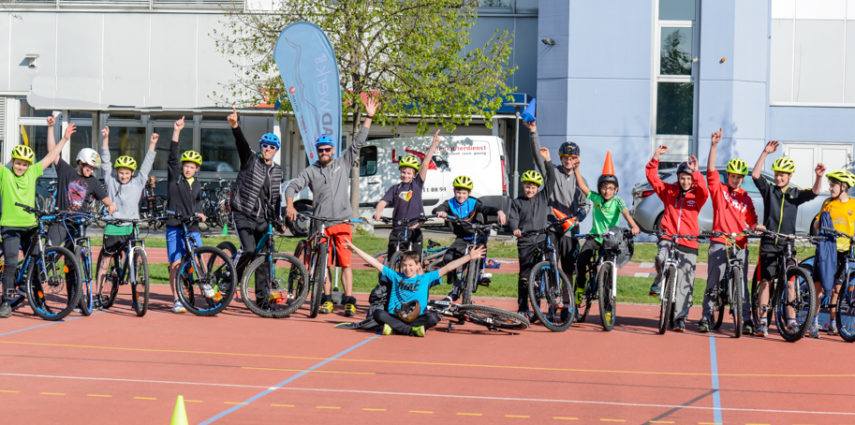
<box><xmin>286</xmin><ymin>202</ymin><xmax>312</xmax><ymax>237</ymax></box>
<box><xmin>653</xmin><ymin>212</ymin><xmax>664</xmax><ymax>234</ymax></box>
<box><xmin>809</xmin><ymin>218</ymin><xmax>819</xmax><ymax>236</ymax></box>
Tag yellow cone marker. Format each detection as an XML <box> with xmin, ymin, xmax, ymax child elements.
<box><xmin>171</xmin><ymin>395</ymin><xmax>189</xmax><ymax>425</ymax></box>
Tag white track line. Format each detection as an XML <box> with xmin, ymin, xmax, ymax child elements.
<box><xmin>1</xmin><ymin>372</ymin><xmax>853</xmax><ymax>417</ymax></box>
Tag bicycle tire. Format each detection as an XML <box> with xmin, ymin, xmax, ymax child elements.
<box><xmin>95</xmin><ymin>251</ymin><xmax>120</xmax><ymax>309</ymax></box>
<box><xmin>388</xmin><ymin>251</ymin><xmax>403</xmax><ymax>272</ymax></box>
<box><xmin>309</xmin><ymin>244</ymin><xmax>328</xmax><ymax>318</ymax></box>
<box><xmin>527</xmin><ymin>261</ymin><xmax>574</xmax><ymax>332</ymax></box>
<box><xmin>598</xmin><ymin>262</ymin><xmax>616</xmax><ymax>331</ymax></box>
<box><xmin>711</xmin><ymin>279</ymin><xmax>725</xmax><ymax>330</ymax></box>
<box><xmin>658</xmin><ymin>265</ymin><xmax>675</xmax><ymax>334</ymax></box>
<box><xmin>241</xmin><ymin>253</ymin><xmax>309</xmax><ymax>318</ymax></box>
<box><xmin>130</xmin><ymin>249</ymin><xmax>149</xmax><ymax>317</ymax></box>
<box><xmin>731</xmin><ymin>270</ymin><xmax>743</xmax><ymax>338</ymax></box>
<box><xmin>457</xmin><ymin>304</ymin><xmax>529</xmax><ymax>331</ymax></box>
<box><xmin>27</xmin><ymin>245</ymin><xmax>83</xmax><ymax>321</ymax></box>
<box><xmin>836</xmin><ymin>277</ymin><xmax>855</xmax><ymax>342</ymax></box>
<box><xmin>775</xmin><ymin>266</ymin><xmax>816</xmax><ymax>342</ymax></box>
<box><xmin>461</xmin><ymin>258</ymin><xmax>478</xmax><ymax>305</ymax></box>
<box><xmin>74</xmin><ymin>246</ymin><xmax>93</xmax><ymax>316</ymax></box>
<box><xmin>175</xmin><ymin>246</ymin><xmax>237</xmax><ymax>316</ymax></box>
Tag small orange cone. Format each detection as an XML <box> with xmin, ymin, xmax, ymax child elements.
<box><xmin>602</xmin><ymin>151</ymin><xmax>615</xmax><ymax>176</ymax></box>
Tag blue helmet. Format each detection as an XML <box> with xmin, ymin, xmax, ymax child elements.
<box><xmin>315</xmin><ymin>135</ymin><xmax>334</xmax><ymax>148</ymax></box>
<box><xmin>259</xmin><ymin>133</ymin><xmax>280</xmax><ymax>149</ymax></box>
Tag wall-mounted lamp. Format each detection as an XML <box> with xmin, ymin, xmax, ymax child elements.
<box><xmin>24</xmin><ymin>53</ymin><xmax>39</xmax><ymax>69</ymax></box>
<box><xmin>541</xmin><ymin>37</ymin><xmax>555</xmax><ymax>46</ymax></box>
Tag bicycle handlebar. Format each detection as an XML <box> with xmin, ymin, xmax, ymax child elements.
<box><xmin>820</xmin><ymin>226</ymin><xmax>855</xmax><ymax>242</ymax></box>
<box><xmin>380</xmin><ymin>215</ymin><xmax>436</xmax><ymax>227</ymax></box>
<box><xmin>441</xmin><ymin>215</ymin><xmax>501</xmax><ymax>231</ymax></box>
<box><xmin>520</xmin><ymin>215</ymin><xmax>575</xmax><ymax>237</ymax></box>
<box><xmin>299</xmin><ymin>212</ymin><xmax>362</xmax><ymax>225</ymax></box>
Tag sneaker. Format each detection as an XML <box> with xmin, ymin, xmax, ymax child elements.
<box><xmin>0</xmin><ymin>302</ymin><xmax>11</xmax><ymax>318</ymax></box>
<box><xmin>200</xmin><ymin>283</ymin><xmax>222</xmax><ymax>301</ymax></box>
<box><xmin>479</xmin><ymin>273</ymin><xmax>492</xmax><ymax>287</ymax></box>
<box><xmin>674</xmin><ymin>319</ymin><xmax>686</xmax><ymax>332</ymax></box>
<box><xmin>411</xmin><ymin>325</ymin><xmax>425</xmax><ymax>337</ymax></box>
<box><xmin>829</xmin><ymin>325</ymin><xmax>839</xmax><ymax>336</ymax></box>
<box><xmin>742</xmin><ymin>321</ymin><xmax>754</xmax><ymax>335</ymax></box>
<box><xmin>785</xmin><ymin>319</ymin><xmax>799</xmax><ymax>333</ymax></box>
<box><xmin>809</xmin><ymin>323</ymin><xmax>820</xmax><ymax>339</ymax></box>
<box><xmin>344</xmin><ymin>303</ymin><xmax>356</xmax><ymax>317</ymax></box>
<box><xmin>320</xmin><ymin>301</ymin><xmax>334</xmax><ymax>314</ymax></box>
<box><xmin>755</xmin><ymin>322</ymin><xmax>769</xmax><ymax>337</ymax></box>
<box><xmin>381</xmin><ymin>324</ymin><xmax>393</xmax><ymax>335</ymax></box>
<box><xmin>697</xmin><ymin>319</ymin><xmax>710</xmax><ymax>333</ymax></box>
<box><xmin>649</xmin><ymin>284</ymin><xmax>660</xmax><ymax>296</ymax></box>
<box><xmin>172</xmin><ymin>300</ymin><xmax>186</xmax><ymax>314</ymax></box>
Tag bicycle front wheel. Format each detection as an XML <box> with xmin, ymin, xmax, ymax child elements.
<box><xmin>74</xmin><ymin>247</ymin><xmax>93</xmax><ymax>316</ymax></box>
<box><xmin>461</xmin><ymin>258</ymin><xmax>479</xmax><ymax>305</ymax></box>
<box><xmin>241</xmin><ymin>253</ymin><xmax>309</xmax><ymax>318</ymax></box>
<box><xmin>308</xmin><ymin>244</ymin><xmax>328</xmax><ymax>318</ymax></box>
<box><xmin>95</xmin><ymin>251</ymin><xmax>120</xmax><ymax>309</ymax></box>
<box><xmin>775</xmin><ymin>266</ymin><xmax>816</xmax><ymax>342</ymax></box>
<box><xmin>27</xmin><ymin>246</ymin><xmax>83</xmax><ymax>321</ymax></box>
<box><xmin>836</xmin><ymin>275</ymin><xmax>855</xmax><ymax>342</ymax></box>
<box><xmin>130</xmin><ymin>250</ymin><xmax>149</xmax><ymax>317</ymax></box>
<box><xmin>658</xmin><ymin>265</ymin><xmax>676</xmax><ymax>334</ymax></box>
<box><xmin>176</xmin><ymin>246</ymin><xmax>237</xmax><ymax>316</ymax></box>
<box><xmin>528</xmin><ymin>261</ymin><xmax>574</xmax><ymax>332</ymax></box>
<box><xmin>731</xmin><ymin>270</ymin><xmax>744</xmax><ymax>338</ymax></box>
<box><xmin>711</xmin><ymin>280</ymin><xmax>725</xmax><ymax>331</ymax></box>
<box><xmin>598</xmin><ymin>262</ymin><xmax>616</xmax><ymax>331</ymax></box>
<box><xmin>458</xmin><ymin>304</ymin><xmax>530</xmax><ymax>331</ymax></box>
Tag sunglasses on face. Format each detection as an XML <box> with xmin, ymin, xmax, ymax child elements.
<box><xmin>317</xmin><ymin>147</ymin><xmax>333</xmax><ymax>153</ymax></box>
<box><xmin>260</xmin><ymin>143</ymin><xmax>278</xmax><ymax>150</ymax></box>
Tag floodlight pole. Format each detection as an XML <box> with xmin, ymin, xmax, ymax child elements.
<box><xmin>507</xmin><ymin>100</ymin><xmax>529</xmax><ymax>199</ymax></box>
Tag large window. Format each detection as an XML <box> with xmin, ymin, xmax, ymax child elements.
<box><xmin>200</xmin><ymin>127</ymin><xmax>239</xmax><ymax>173</ymax></box>
<box><xmin>151</xmin><ymin>123</ymin><xmax>193</xmax><ymax>172</ymax></box>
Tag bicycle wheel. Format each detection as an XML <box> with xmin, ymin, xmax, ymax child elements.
<box><xmin>457</xmin><ymin>304</ymin><xmax>529</xmax><ymax>331</ymax></box>
<box><xmin>175</xmin><ymin>246</ymin><xmax>237</xmax><ymax>316</ymax></box>
<box><xmin>461</xmin><ymin>258</ymin><xmax>478</xmax><ymax>305</ymax></box>
<box><xmin>598</xmin><ymin>262</ymin><xmax>616</xmax><ymax>331</ymax></box>
<box><xmin>528</xmin><ymin>261</ymin><xmax>574</xmax><ymax>332</ymax></box>
<box><xmin>577</xmin><ymin>271</ymin><xmax>595</xmax><ymax>323</ymax></box>
<box><xmin>95</xmin><ymin>251</ymin><xmax>120</xmax><ymax>309</ymax></box>
<box><xmin>241</xmin><ymin>253</ymin><xmax>309</xmax><ymax>318</ymax></box>
<box><xmin>74</xmin><ymin>246</ymin><xmax>93</xmax><ymax>316</ymax></box>
<box><xmin>836</xmin><ymin>276</ymin><xmax>855</xmax><ymax>342</ymax></box>
<box><xmin>129</xmin><ymin>249</ymin><xmax>149</xmax><ymax>317</ymax></box>
<box><xmin>658</xmin><ymin>265</ymin><xmax>675</xmax><ymax>334</ymax></box>
<box><xmin>775</xmin><ymin>266</ymin><xmax>816</xmax><ymax>342</ymax></box>
<box><xmin>731</xmin><ymin>271</ymin><xmax>744</xmax><ymax>338</ymax></box>
<box><xmin>308</xmin><ymin>244</ymin><xmax>328</xmax><ymax>318</ymax></box>
<box><xmin>27</xmin><ymin>246</ymin><xmax>83</xmax><ymax>321</ymax></box>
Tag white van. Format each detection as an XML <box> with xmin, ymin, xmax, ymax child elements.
<box><xmin>283</xmin><ymin>135</ymin><xmax>510</xmax><ymax>235</ymax></box>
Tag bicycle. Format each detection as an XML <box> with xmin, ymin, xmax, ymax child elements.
<box><xmin>440</xmin><ymin>216</ymin><xmax>499</xmax><ymax>305</ymax></box>
<box><xmin>705</xmin><ymin>230</ymin><xmax>751</xmax><ymax>338</ymax></box>
<box><xmin>139</xmin><ymin>176</ymin><xmax>166</xmax><ymax>229</ymax></box>
<box><xmin>3</xmin><ymin>203</ymin><xmax>83</xmax><ymax>321</ymax></box>
<box><xmin>379</xmin><ymin>215</ymin><xmax>435</xmax><ymax>269</ymax></box>
<box><xmin>166</xmin><ymin>211</ymin><xmax>238</xmax><ymax>316</ymax></box>
<box><xmin>370</xmin><ymin>238</ymin><xmax>447</xmax><ymax>272</ymax></box>
<box><xmin>576</xmin><ymin>228</ymin><xmax>633</xmax><ymax>331</ymax></box>
<box><xmin>751</xmin><ymin>228</ymin><xmax>817</xmax><ymax>341</ymax></box>
<box><xmin>524</xmin><ymin>216</ymin><xmax>576</xmax><ymax>332</ymax></box>
<box><xmin>238</xmin><ymin>215</ymin><xmax>309</xmax><ymax>318</ymax></box>
<box><xmin>653</xmin><ymin>232</ymin><xmax>703</xmax><ymax>334</ymax></box>
<box><xmin>814</xmin><ymin>226</ymin><xmax>855</xmax><ymax>342</ymax></box>
<box><xmin>200</xmin><ymin>179</ymin><xmax>232</xmax><ymax>229</ymax></box>
<box><xmin>96</xmin><ymin>217</ymin><xmax>156</xmax><ymax>316</ymax></box>
<box><xmin>52</xmin><ymin>211</ymin><xmax>99</xmax><ymax>316</ymax></box>
<box><xmin>35</xmin><ymin>179</ymin><xmax>57</xmax><ymax>213</ymax></box>
<box><xmin>426</xmin><ymin>298</ymin><xmax>529</xmax><ymax>332</ymax></box>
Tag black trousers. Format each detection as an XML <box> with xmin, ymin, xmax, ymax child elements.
<box><xmin>1</xmin><ymin>227</ymin><xmax>38</xmax><ymax>299</ymax></box>
<box><xmin>517</xmin><ymin>234</ymin><xmax>545</xmax><ymax>312</ymax></box>
<box><xmin>553</xmin><ymin>228</ymin><xmax>579</xmax><ymax>279</ymax></box>
<box><xmin>386</xmin><ymin>227</ymin><xmax>423</xmax><ymax>262</ymax></box>
<box><xmin>575</xmin><ymin>238</ymin><xmax>602</xmax><ymax>291</ymax></box>
<box><xmin>373</xmin><ymin>309</ymin><xmax>439</xmax><ymax>335</ymax></box>
<box><xmin>232</xmin><ymin>211</ymin><xmax>269</xmax><ymax>298</ymax></box>
<box><xmin>441</xmin><ymin>238</ymin><xmax>470</xmax><ymax>291</ymax></box>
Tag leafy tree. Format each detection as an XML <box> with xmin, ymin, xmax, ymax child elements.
<box><xmin>213</xmin><ymin>0</ymin><xmax>516</xmax><ymax>213</ymax></box>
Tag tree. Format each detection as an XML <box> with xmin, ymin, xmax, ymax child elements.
<box><xmin>212</xmin><ymin>0</ymin><xmax>516</xmax><ymax>215</ymax></box>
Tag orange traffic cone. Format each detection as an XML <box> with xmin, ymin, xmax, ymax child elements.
<box><xmin>602</xmin><ymin>151</ymin><xmax>616</xmax><ymax>176</ymax></box>
<box><xmin>552</xmin><ymin>208</ymin><xmax>577</xmax><ymax>233</ymax></box>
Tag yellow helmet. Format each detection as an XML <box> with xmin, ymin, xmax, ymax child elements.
<box><xmin>180</xmin><ymin>150</ymin><xmax>203</xmax><ymax>166</ymax></box>
<box><xmin>826</xmin><ymin>169</ymin><xmax>855</xmax><ymax>188</ymax></box>
<box><xmin>771</xmin><ymin>157</ymin><xmax>795</xmax><ymax>174</ymax></box>
<box><xmin>114</xmin><ymin>155</ymin><xmax>137</xmax><ymax>172</ymax></box>
<box><xmin>11</xmin><ymin>145</ymin><xmax>35</xmax><ymax>164</ymax></box>
<box><xmin>452</xmin><ymin>175</ymin><xmax>474</xmax><ymax>191</ymax></box>
<box><xmin>726</xmin><ymin>158</ymin><xmax>749</xmax><ymax>176</ymax></box>
<box><xmin>398</xmin><ymin>155</ymin><xmax>421</xmax><ymax>171</ymax></box>
<box><xmin>521</xmin><ymin>170</ymin><xmax>544</xmax><ymax>186</ymax></box>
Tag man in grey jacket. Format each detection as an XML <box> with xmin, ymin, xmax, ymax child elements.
<box><xmin>285</xmin><ymin>95</ymin><xmax>379</xmax><ymax>316</ymax></box>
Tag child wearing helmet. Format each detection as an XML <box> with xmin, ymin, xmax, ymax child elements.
<box><xmin>698</xmin><ymin>129</ymin><xmax>758</xmax><ymax>334</ymax></box>
<box><xmin>509</xmin><ymin>153</ymin><xmax>555</xmax><ymax>316</ymax></box>
<box><xmin>646</xmin><ymin>145</ymin><xmax>708</xmax><ymax>332</ymax></box>
<box><xmin>95</xmin><ymin>125</ymin><xmax>159</xmax><ymax>306</ymax></box>
<box><xmin>750</xmin><ymin>141</ymin><xmax>822</xmax><ymax>336</ymax></box>
<box><xmin>0</xmin><ymin>126</ymin><xmax>72</xmax><ymax>318</ymax></box>
<box><xmin>44</xmin><ymin>116</ymin><xmax>118</xmax><ymax>247</ymax></box>
<box><xmin>165</xmin><ymin>116</ymin><xmax>209</xmax><ymax>313</ymax></box>
<box><xmin>432</xmin><ymin>174</ymin><xmax>507</xmax><ymax>301</ymax></box>
<box><xmin>809</xmin><ymin>169</ymin><xmax>855</xmax><ymax>337</ymax></box>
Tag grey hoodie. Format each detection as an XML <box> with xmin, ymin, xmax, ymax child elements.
<box><xmin>100</xmin><ymin>147</ymin><xmax>156</xmax><ymax>225</ymax></box>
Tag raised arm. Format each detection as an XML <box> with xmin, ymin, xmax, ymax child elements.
<box><xmin>687</xmin><ymin>155</ymin><xmax>709</xmax><ymax>206</ymax></box>
<box><xmin>813</xmin><ymin>163</ymin><xmax>826</xmax><ymax>195</ymax></box>
<box><xmin>136</xmin><ymin>133</ymin><xmax>159</xmax><ymax>181</ymax></box>
<box><xmin>419</xmin><ymin>129</ymin><xmax>441</xmax><ymax>182</ymax></box>
<box><xmin>752</xmin><ymin>141</ymin><xmax>778</xmax><ymax>180</ymax></box>
<box><xmin>525</xmin><ymin>121</ymin><xmax>548</xmax><ymax>174</ymax></box>
<box><xmin>168</xmin><ymin>117</ymin><xmax>185</xmax><ymax>180</ymax></box>
<box><xmin>707</xmin><ymin>128</ymin><xmax>722</xmax><ymax>172</ymax></box>
<box><xmin>343</xmin><ymin>239</ymin><xmax>384</xmax><ymax>272</ymax></box>
<box><xmin>100</xmin><ymin>126</ymin><xmax>112</xmax><ymax>175</ymax></box>
<box><xmin>571</xmin><ymin>158</ymin><xmax>590</xmax><ymax>196</ymax></box>
<box><xmin>646</xmin><ymin>146</ymin><xmax>669</xmax><ymax>195</ymax></box>
<box><xmin>228</xmin><ymin>107</ymin><xmax>252</xmax><ymax>165</ymax></box>
<box><xmin>437</xmin><ymin>245</ymin><xmax>485</xmax><ymax>276</ymax></box>
<box><xmin>41</xmin><ymin>123</ymin><xmax>74</xmax><ymax>171</ymax></box>
<box><xmin>45</xmin><ymin>116</ymin><xmax>61</xmax><ymax>165</ymax></box>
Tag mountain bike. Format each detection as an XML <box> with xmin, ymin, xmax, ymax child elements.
<box><xmin>706</xmin><ymin>231</ymin><xmax>750</xmax><ymax>338</ymax></box>
<box><xmin>653</xmin><ymin>232</ymin><xmax>703</xmax><ymax>334</ymax></box>
<box><xmin>139</xmin><ymin>176</ymin><xmax>165</xmax><ymax>229</ymax></box>
<box><xmin>96</xmin><ymin>217</ymin><xmax>156</xmax><ymax>316</ymax></box>
<box><xmin>57</xmin><ymin>212</ymin><xmax>99</xmax><ymax>316</ymax></box>
<box><xmin>814</xmin><ymin>227</ymin><xmax>855</xmax><ymax>342</ymax></box>
<box><xmin>441</xmin><ymin>216</ymin><xmax>498</xmax><ymax>305</ymax></box>
<box><xmin>426</xmin><ymin>298</ymin><xmax>529</xmax><ymax>332</ymax></box>
<box><xmin>576</xmin><ymin>228</ymin><xmax>632</xmax><ymax>331</ymax></box>
<box><xmin>523</xmin><ymin>216</ymin><xmax>575</xmax><ymax>332</ymax></box>
<box><xmin>379</xmin><ymin>215</ymin><xmax>434</xmax><ymax>269</ymax></box>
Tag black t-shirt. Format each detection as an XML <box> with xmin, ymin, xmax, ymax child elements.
<box><xmin>381</xmin><ymin>175</ymin><xmax>424</xmax><ymax>226</ymax></box>
<box><xmin>55</xmin><ymin>159</ymin><xmax>107</xmax><ymax>212</ymax></box>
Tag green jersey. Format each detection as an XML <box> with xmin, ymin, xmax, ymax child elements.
<box><xmin>0</xmin><ymin>163</ymin><xmax>43</xmax><ymax>228</ymax></box>
<box><xmin>588</xmin><ymin>191</ymin><xmax>627</xmax><ymax>243</ymax></box>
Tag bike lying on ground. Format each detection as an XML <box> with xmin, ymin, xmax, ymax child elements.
<box><xmin>426</xmin><ymin>299</ymin><xmax>529</xmax><ymax>332</ymax></box>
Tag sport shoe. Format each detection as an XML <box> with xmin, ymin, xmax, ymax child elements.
<box><xmin>809</xmin><ymin>323</ymin><xmax>820</xmax><ymax>339</ymax></box>
<box><xmin>649</xmin><ymin>284</ymin><xmax>660</xmax><ymax>296</ymax></box>
<box><xmin>172</xmin><ymin>300</ymin><xmax>186</xmax><ymax>314</ymax></box>
<box><xmin>381</xmin><ymin>324</ymin><xmax>393</xmax><ymax>335</ymax></box>
<box><xmin>755</xmin><ymin>322</ymin><xmax>769</xmax><ymax>337</ymax></box>
<box><xmin>829</xmin><ymin>325</ymin><xmax>839</xmax><ymax>336</ymax></box>
<box><xmin>412</xmin><ymin>325</ymin><xmax>425</xmax><ymax>337</ymax></box>
<box><xmin>344</xmin><ymin>303</ymin><xmax>356</xmax><ymax>317</ymax></box>
<box><xmin>674</xmin><ymin>319</ymin><xmax>686</xmax><ymax>332</ymax></box>
<box><xmin>697</xmin><ymin>319</ymin><xmax>710</xmax><ymax>333</ymax></box>
<box><xmin>320</xmin><ymin>301</ymin><xmax>334</xmax><ymax>314</ymax></box>
<box><xmin>0</xmin><ymin>302</ymin><xmax>11</xmax><ymax>318</ymax></box>
<box><xmin>200</xmin><ymin>283</ymin><xmax>222</xmax><ymax>301</ymax></box>
<box><xmin>742</xmin><ymin>321</ymin><xmax>754</xmax><ymax>335</ymax></box>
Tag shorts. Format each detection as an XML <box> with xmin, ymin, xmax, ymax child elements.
<box><xmin>102</xmin><ymin>235</ymin><xmax>128</xmax><ymax>256</ymax></box>
<box><xmin>325</xmin><ymin>222</ymin><xmax>352</xmax><ymax>267</ymax></box>
<box><xmin>166</xmin><ymin>226</ymin><xmax>202</xmax><ymax>263</ymax></box>
<box><xmin>758</xmin><ymin>241</ymin><xmax>789</xmax><ymax>282</ymax></box>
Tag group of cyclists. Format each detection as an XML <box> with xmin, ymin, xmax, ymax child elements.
<box><xmin>2</xmin><ymin>94</ymin><xmax>852</xmax><ymax>342</ymax></box>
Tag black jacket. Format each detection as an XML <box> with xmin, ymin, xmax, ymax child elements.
<box><xmin>166</xmin><ymin>139</ymin><xmax>203</xmax><ymax>232</ymax></box>
<box><xmin>230</xmin><ymin>127</ymin><xmax>283</xmax><ymax>220</ymax></box>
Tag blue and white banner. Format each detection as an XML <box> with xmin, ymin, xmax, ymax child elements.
<box><xmin>273</xmin><ymin>21</ymin><xmax>341</xmax><ymax>163</ymax></box>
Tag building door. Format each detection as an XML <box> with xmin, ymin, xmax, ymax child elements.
<box><xmin>783</xmin><ymin>142</ymin><xmax>853</xmax><ymax>192</ymax></box>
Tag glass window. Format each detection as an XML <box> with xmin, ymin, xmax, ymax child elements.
<box><xmin>18</xmin><ymin>97</ymin><xmax>53</xmax><ymax>118</ymax></box>
<box><xmin>152</xmin><ymin>126</ymin><xmax>193</xmax><ymax>172</ymax></box>
<box><xmin>656</xmin><ymin>82</ymin><xmax>694</xmax><ymax>135</ymax></box>
<box><xmin>359</xmin><ymin>146</ymin><xmax>377</xmax><ymax>176</ymax></box>
<box><xmin>660</xmin><ymin>27</ymin><xmax>692</xmax><ymax>76</ymax></box>
<box><xmin>105</xmin><ymin>126</ymin><xmax>148</xmax><ymax>171</ymax></box>
<box><xmin>200</xmin><ymin>127</ymin><xmax>239</xmax><ymax>173</ymax></box>
<box><xmin>70</xmin><ymin>125</ymin><xmax>94</xmax><ymax>162</ymax></box>
<box><xmin>18</xmin><ymin>125</ymin><xmax>50</xmax><ymax>161</ymax></box>
<box><xmin>659</xmin><ymin>0</ymin><xmax>695</xmax><ymax>21</ymax></box>
<box><xmin>478</xmin><ymin>0</ymin><xmax>511</xmax><ymax>7</ymax></box>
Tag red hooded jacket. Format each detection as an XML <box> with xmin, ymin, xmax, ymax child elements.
<box><xmin>646</xmin><ymin>158</ymin><xmax>709</xmax><ymax>250</ymax></box>
<box><xmin>708</xmin><ymin>168</ymin><xmax>757</xmax><ymax>248</ymax></box>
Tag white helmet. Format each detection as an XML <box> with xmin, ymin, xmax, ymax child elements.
<box><xmin>76</xmin><ymin>148</ymin><xmax>101</xmax><ymax>168</ymax></box>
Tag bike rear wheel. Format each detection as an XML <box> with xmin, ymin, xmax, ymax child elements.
<box><xmin>658</xmin><ymin>265</ymin><xmax>675</xmax><ymax>334</ymax></box>
<box><xmin>836</xmin><ymin>276</ymin><xmax>855</xmax><ymax>342</ymax></box>
<box><xmin>27</xmin><ymin>246</ymin><xmax>83</xmax><ymax>321</ymax></box>
<box><xmin>242</xmin><ymin>253</ymin><xmax>309</xmax><ymax>318</ymax></box>
<box><xmin>527</xmin><ymin>261</ymin><xmax>574</xmax><ymax>332</ymax></box>
<box><xmin>711</xmin><ymin>281</ymin><xmax>725</xmax><ymax>330</ymax></box>
<box><xmin>775</xmin><ymin>266</ymin><xmax>816</xmax><ymax>342</ymax></box>
<box><xmin>308</xmin><ymin>244</ymin><xmax>328</xmax><ymax>318</ymax></box>
<box><xmin>731</xmin><ymin>271</ymin><xmax>744</xmax><ymax>338</ymax></box>
<box><xmin>74</xmin><ymin>246</ymin><xmax>93</xmax><ymax>316</ymax></box>
<box><xmin>461</xmin><ymin>258</ymin><xmax>478</xmax><ymax>305</ymax></box>
<box><xmin>95</xmin><ymin>251</ymin><xmax>120</xmax><ymax>309</ymax></box>
<box><xmin>130</xmin><ymin>250</ymin><xmax>149</xmax><ymax>317</ymax></box>
<box><xmin>598</xmin><ymin>262</ymin><xmax>616</xmax><ymax>331</ymax></box>
<box><xmin>176</xmin><ymin>246</ymin><xmax>237</xmax><ymax>316</ymax></box>
<box><xmin>457</xmin><ymin>304</ymin><xmax>529</xmax><ymax>330</ymax></box>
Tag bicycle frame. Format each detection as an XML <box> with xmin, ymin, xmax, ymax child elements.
<box><xmin>6</xmin><ymin>211</ymin><xmax>72</xmax><ymax>312</ymax></box>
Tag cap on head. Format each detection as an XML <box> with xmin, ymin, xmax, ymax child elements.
<box><xmin>559</xmin><ymin>141</ymin><xmax>580</xmax><ymax>157</ymax></box>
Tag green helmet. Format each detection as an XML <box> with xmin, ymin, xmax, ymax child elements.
<box><xmin>826</xmin><ymin>169</ymin><xmax>855</xmax><ymax>188</ymax></box>
<box><xmin>180</xmin><ymin>150</ymin><xmax>203</xmax><ymax>166</ymax></box>
<box><xmin>726</xmin><ymin>158</ymin><xmax>749</xmax><ymax>176</ymax></box>
<box><xmin>114</xmin><ymin>155</ymin><xmax>137</xmax><ymax>172</ymax></box>
<box><xmin>398</xmin><ymin>155</ymin><xmax>421</xmax><ymax>171</ymax></box>
<box><xmin>11</xmin><ymin>145</ymin><xmax>35</xmax><ymax>164</ymax></box>
<box><xmin>771</xmin><ymin>157</ymin><xmax>795</xmax><ymax>174</ymax></box>
<box><xmin>521</xmin><ymin>170</ymin><xmax>544</xmax><ymax>187</ymax></box>
<box><xmin>452</xmin><ymin>175</ymin><xmax>474</xmax><ymax>191</ymax></box>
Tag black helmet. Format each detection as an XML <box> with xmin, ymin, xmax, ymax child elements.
<box><xmin>676</xmin><ymin>162</ymin><xmax>692</xmax><ymax>176</ymax></box>
<box><xmin>559</xmin><ymin>141</ymin><xmax>580</xmax><ymax>156</ymax></box>
<box><xmin>598</xmin><ymin>174</ymin><xmax>619</xmax><ymax>189</ymax></box>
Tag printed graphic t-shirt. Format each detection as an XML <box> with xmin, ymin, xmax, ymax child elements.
<box><xmin>381</xmin><ymin>175</ymin><xmax>424</xmax><ymax>225</ymax></box>
<box><xmin>55</xmin><ymin>158</ymin><xmax>108</xmax><ymax>212</ymax></box>
<box><xmin>382</xmin><ymin>266</ymin><xmax>440</xmax><ymax>315</ymax></box>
